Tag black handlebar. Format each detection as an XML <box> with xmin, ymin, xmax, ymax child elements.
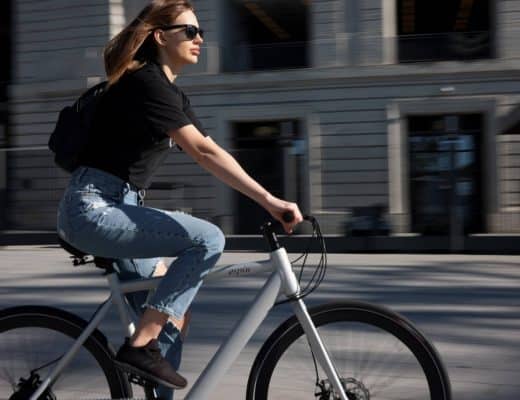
<box><xmin>282</xmin><ymin>212</ymin><xmax>313</xmax><ymax>224</ymax></box>
<box><xmin>282</xmin><ymin>211</ymin><xmax>294</xmax><ymax>223</ymax></box>
<box><xmin>263</xmin><ymin>213</ymin><xmax>315</xmax><ymax>251</ymax></box>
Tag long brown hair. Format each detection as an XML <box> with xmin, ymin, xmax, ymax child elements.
<box><xmin>104</xmin><ymin>0</ymin><xmax>194</xmax><ymax>85</ymax></box>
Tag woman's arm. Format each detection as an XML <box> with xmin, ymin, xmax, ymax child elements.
<box><xmin>169</xmin><ymin>124</ymin><xmax>303</xmax><ymax>232</ymax></box>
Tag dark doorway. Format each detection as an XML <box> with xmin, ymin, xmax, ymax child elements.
<box><xmin>232</xmin><ymin>120</ymin><xmax>304</xmax><ymax>234</ymax></box>
<box><xmin>408</xmin><ymin>114</ymin><xmax>484</xmax><ymax>235</ymax></box>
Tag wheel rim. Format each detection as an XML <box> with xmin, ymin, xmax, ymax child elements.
<box><xmin>0</xmin><ymin>325</ymin><xmax>116</xmax><ymax>399</ymax></box>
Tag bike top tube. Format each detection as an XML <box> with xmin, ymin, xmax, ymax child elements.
<box><xmin>118</xmin><ymin>258</ymin><xmax>274</xmax><ymax>294</ymax></box>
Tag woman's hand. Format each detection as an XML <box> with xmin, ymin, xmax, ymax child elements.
<box><xmin>263</xmin><ymin>194</ymin><xmax>304</xmax><ymax>234</ymax></box>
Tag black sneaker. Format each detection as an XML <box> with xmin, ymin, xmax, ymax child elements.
<box><xmin>115</xmin><ymin>338</ymin><xmax>187</xmax><ymax>389</ymax></box>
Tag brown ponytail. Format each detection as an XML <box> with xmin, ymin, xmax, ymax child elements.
<box><xmin>104</xmin><ymin>0</ymin><xmax>194</xmax><ymax>85</ymax></box>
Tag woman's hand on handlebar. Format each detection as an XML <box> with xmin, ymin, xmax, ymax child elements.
<box><xmin>263</xmin><ymin>194</ymin><xmax>303</xmax><ymax>234</ymax></box>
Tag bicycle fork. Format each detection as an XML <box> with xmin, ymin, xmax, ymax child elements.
<box><xmin>292</xmin><ymin>299</ymin><xmax>350</xmax><ymax>400</ymax></box>
<box><xmin>273</xmin><ymin>248</ymin><xmax>350</xmax><ymax>400</ymax></box>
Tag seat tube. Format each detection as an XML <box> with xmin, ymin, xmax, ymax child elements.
<box><xmin>106</xmin><ymin>272</ymin><xmax>135</xmax><ymax>337</ymax></box>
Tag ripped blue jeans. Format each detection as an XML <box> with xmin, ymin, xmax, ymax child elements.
<box><xmin>57</xmin><ymin>167</ymin><xmax>225</xmax><ymax>399</ymax></box>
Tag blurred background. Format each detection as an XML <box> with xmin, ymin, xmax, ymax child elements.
<box><xmin>0</xmin><ymin>0</ymin><xmax>519</xmax><ymax>252</ymax></box>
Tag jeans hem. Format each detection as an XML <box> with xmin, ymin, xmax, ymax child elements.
<box><xmin>144</xmin><ymin>304</ymin><xmax>184</xmax><ymax>321</ymax></box>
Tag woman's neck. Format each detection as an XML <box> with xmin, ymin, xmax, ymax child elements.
<box><xmin>156</xmin><ymin>54</ymin><xmax>181</xmax><ymax>83</ymax></box>
<box><xmin>160</xmin><ymin>64</ymin><xmax>177</xmax><ymax>83</ymax></box>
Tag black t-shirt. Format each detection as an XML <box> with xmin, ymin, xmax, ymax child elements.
<box><xmin>80</xmin><ymin>61</ymin><xmax>206</xmax><ymax>189</ymax></box>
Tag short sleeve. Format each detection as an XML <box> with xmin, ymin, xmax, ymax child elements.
<box><xmin>139</xmin><ymin>76</ymin><xmax>193</xmax><ymax>140</ymax></box>
<box><xmin>181</xmin><ymin>91</ymin><xmax>208</xmax><ymax>137</ymax></box>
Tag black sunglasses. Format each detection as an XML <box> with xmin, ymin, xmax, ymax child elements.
<box><xmin>158</xmin><ymin>24</ymin><xmax>204</xmax><ymax>40</ymax></box>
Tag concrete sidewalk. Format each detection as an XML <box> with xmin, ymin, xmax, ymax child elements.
<box><xmin>1</xmin><ymin>246</ymin><xmax>519</xmax><ymax>399</ymax></box>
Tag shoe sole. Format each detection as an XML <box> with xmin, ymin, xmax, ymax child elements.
<box><xmin>114</xmin><ymin>360</ymin><xmax>187</xmax><ymax>390</ymax></box>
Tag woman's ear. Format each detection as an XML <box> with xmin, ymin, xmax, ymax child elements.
<box><xmin>152</xmin><ymin>29</ymin><xmax>167</xmax><ymax>47</ymax></box>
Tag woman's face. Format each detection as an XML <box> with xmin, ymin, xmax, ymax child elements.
<box><xmin>159</xmin><ymin>10</ymin><xmax>203</xmax><ymax>68</ymax></box>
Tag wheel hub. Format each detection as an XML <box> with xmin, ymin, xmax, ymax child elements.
<box><xmin>316</xmin><ymin>377</ymin><xmax>370</xmax><ymax>400</ymax></box>
<box><xmin>9</xmin><ymin>373</ymin><xmax>56</xmax><ymax>400</ymax></box>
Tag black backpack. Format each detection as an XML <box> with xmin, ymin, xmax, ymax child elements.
<box><xmin>48</xmin><ymin>81</ymin><xmax>108</xmax><ymax>173</ymax></box>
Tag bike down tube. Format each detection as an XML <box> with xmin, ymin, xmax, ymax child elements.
<box><xmin>184</xmin><ymin>270</ymin><xmax>282</xmax><ymax>400</ymax></box>
<box><xmin>29</xmin><ymin>295</ymin><xmax>114</xmax><ymax>400</ymax></box>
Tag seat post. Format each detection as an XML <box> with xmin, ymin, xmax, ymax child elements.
<box><xmin>106</xmin><ymin>270</ymin><xmax>136</xmax><ymax>337</ymax></box>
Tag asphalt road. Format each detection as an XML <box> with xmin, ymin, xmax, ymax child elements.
<box><xmin>1</xmin><ymin>245</ymin><xmax>519</xmax><ymax>399</ymax></box>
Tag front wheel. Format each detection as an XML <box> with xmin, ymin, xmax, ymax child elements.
<box><xmin>247</xmin><ymin>301</ymin><xmax>451</xmax><ymax>400</ymax></box>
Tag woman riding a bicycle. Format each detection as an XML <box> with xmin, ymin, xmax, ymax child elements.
<box><xmin>56</xmin><ymin>1</ymin><xmax>303</xmax><ymax>398</ymax></box>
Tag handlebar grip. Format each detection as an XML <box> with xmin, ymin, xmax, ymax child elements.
<box><xmin>282</xmin><ymin>211</ymin><xmax>294</xmax><ymax>223</ymax></box>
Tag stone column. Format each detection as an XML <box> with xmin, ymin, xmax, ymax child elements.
<box><xmin>311</xmin><ymin>0</ymin><xmax>348</xmax><ymax>67</ymax></box>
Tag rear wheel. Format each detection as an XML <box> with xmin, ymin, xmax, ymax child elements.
<box><xmin>0</xmin><ymin>306</ymin><xmax>131</xmax><ymax>399</ymax></box>
<box><xmin>247</xmin><ymin>301</ymin><xmax>451</xmax><ymax>400</ymax></box>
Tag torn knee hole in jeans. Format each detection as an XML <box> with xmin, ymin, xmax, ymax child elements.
<box><xmin>90</xmin><ymin>199</ymin><xmax>108</xmax><ymax>209</ymax></box>
<box><xmin>153</xmin><ymin>260</ymin><xmax>168</xmax><ymax>277</ymax></box>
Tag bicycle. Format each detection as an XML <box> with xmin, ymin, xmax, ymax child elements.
<box><xmin>0</xmin><ymin>214</ymin><xmax>451</xmax><ymax>400</ymax></box>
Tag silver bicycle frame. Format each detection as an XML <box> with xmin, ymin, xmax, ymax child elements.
<box><xmin>30</xmin><ymin>247</ymin><xmax>349</xmax><ymax>400</ymax></box>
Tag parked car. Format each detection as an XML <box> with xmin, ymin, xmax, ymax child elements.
<box><xmin>344</xmin><ymin>205</ymin><xmax>391</xmax><ymax>236</ymax></box>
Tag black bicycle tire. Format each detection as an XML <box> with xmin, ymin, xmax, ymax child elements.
<box><xmin>0</xmin><ymin>305</ymin><xmax>132</xmax><ymax>399</ymax></box>
<box><xmin>247</xmin><ymin>300</ymin><xmax>451</xmax><ymax>400</ymax></box>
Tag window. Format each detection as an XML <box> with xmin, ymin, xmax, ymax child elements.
<box><xmin>0</xmin><ymin>0</ymin><xmax>11</xmax><ymax>107</ymax></box>
<box><xmin>397</xmin><ymin>0</ymin><xmax>492</xmax><ymax>62</ymax></box>
<box><xmin>222</xmin><ymin>0</ymin><xmax>309</xmax><ymax>72</ymax></box>
<box><xmin>408</xmin><ymin>114</ymin><xmax>484</xmax><ymax>235</ymax></box>
<box><xmin>0</xmin><ymin>0</ymin><xmax>10</xmax><ymax>229</ymax></box>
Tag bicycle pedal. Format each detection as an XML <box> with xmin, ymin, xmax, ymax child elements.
<box><xmin>127</xmin><ymin>372</ymin><xmax>158</xmax><ymax>389</ymax></box>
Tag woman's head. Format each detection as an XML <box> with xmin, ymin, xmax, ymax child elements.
<box><xmin>104</xmin><ymin>0</ymin><xmax>203</xmax><ymax>85</ymax></box>
<box><xmin>150</xmin><ymin>8</ymin><xmax>203</xmax><ymax>75</ymax></box>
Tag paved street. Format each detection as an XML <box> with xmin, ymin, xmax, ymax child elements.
<box><xmin>1</xmin><ymin>245</ymin><xmax>519</xmax><ymax>399</ymax></box>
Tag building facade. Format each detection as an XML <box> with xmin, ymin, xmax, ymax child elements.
<box><xmin>4</xmin><ymin>0</ymin><xmax>520</xmax><ymax>238</ymax></box>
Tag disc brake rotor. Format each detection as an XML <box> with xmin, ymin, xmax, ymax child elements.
<box><xmin>316</xmin><ymin>377</ymin><xmax>370</xmax><ymax>400</ymax></box>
